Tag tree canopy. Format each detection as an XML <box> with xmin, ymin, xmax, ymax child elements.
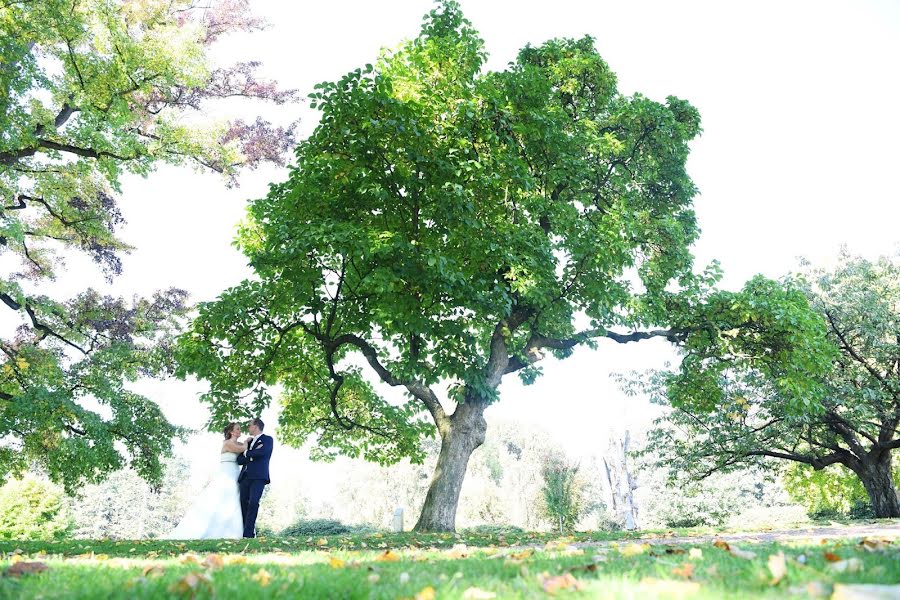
<box><xmin>177</xmin><ymin>0</ymin><xmax>714</xmax><ymax>530</ymax></box>
<box><xmin>0</xmin><ymin>0</ymin><xmax>295</xmax><ymax>490</ymax></box>
<box><xmin>639</xmin><ymin>253</ymin><xmax>900</xmax><ymax>517</ymax></box>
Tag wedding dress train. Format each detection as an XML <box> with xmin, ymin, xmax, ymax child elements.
<box><xmin>164</xmin><ymin>452</ymin><xmax>243</xmax><ymax>539</ymax></box>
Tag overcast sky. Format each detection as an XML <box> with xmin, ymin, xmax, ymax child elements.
<box><xmin>6</xmin><ymin>0</ymin><xmax>900</xmax><ymax>488</ymax></box>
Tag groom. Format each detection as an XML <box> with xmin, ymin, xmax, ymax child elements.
<box><xmin>236</xmin><ymin>417</ymin><xmax>272</xmax><ymax>538</ymax></box>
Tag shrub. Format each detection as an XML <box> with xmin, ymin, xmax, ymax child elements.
<box><xmin>538</xmin><ymin>457</ymin><xmax>585</xmax><ymax>533</ymax></box>
<box><xmin>461</xmin><ymin>524</ymin><xmax>525</xmax><ymax>536</ymax></box>
<box><xmin>279</xmin><ymin>518</ymin><xmax>376</xmax><ymax>537</ymax></box>
<box><xmin>0</xmin><ymin>476</ymin><xmax>73</xmax><ymax>540</ymax></box>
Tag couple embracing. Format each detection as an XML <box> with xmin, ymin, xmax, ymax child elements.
<box><xmin>166</xmin><ymin>418</ymin><xmax>273</xmax><ymax>539</ymax></box>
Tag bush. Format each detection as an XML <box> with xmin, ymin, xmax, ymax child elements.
<box><xmin>539</xmin><ymin>457</ymin><xmax>585</xmax><ymax>533</ymax></box>
<box><xmin>461</xmin><ymin>524</ymin><xmax>525</xmax><ymax>536</ymax></box>
<box><xmin>0</xmin><ymin>476</ymin><xmax>73</xmax><ymax>540</ymax></box>
<box><xmin>784</xmin><ymin>463</ymin><xmax>892</xmax><ymax>519</ymax></box>
<box><xmin>279</xmin><ymin>518</ymin><xmax>376</xmax><ymax>537</ymax></box>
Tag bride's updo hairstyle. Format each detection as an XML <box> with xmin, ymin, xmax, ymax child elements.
<box><xmin>223</xmin><ymin>422</ymin><xmax>238</xmax><ymax>439</ymax></box>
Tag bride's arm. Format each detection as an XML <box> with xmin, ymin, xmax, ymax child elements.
<box><xmin>223</xmin><ymin>439</ymin><xmax>246</xmax><ymax>453</ymax></box>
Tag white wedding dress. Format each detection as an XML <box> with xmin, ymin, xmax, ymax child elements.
<box><xmin>165</xmin><ymin>451</ymin><xmax>244</xmax><ymax>539</ymax></box>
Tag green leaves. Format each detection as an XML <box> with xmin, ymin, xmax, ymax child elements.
<box><xmin>183</xmin><ymin>1</ymin><xmax>704</xmax><ymax>467</ymax></box>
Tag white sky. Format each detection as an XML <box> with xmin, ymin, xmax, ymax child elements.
<box><xmin>5</xmin><ymin>0</ymin><xmax>900</xmax><ymax>488</ymax></box>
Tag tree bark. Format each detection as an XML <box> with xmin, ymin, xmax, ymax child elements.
<box><xmin>414</xmin><ymin>399</ymin><xmax>487</xmax><ymax>532</ymax></box>
<box><xmin>857</xmin><ymin>452</ymin><xmax>900</xmax><ymax>518</ymax></box>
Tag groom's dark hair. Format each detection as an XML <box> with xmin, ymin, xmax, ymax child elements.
<box><xmin>251</xmin><ymin>417</ymin><xmax>265</xmax><ymax>431</ymax></box>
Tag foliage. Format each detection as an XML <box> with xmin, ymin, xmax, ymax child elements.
<box><xmin>70</xmin><ymin>460</ymin><xmax>191</xmax><ymax>539</ymax></box>
<box><xmin>0</xmin><ymin>0</ymin><xmax>296</xmax><ymax>491</ymax></box>
<box><xmin>539</xmin><ymin>457</ymin><xmax>585</xmax><ymax>533</ymax></box>
<box><xmin>279</xmin><ymin>518</ymin><xmax>376</xmax><ymax>537</ymax></box>
<box><xmin>0</xmin><ymin>476</ymin><xmax>72</xmax><ymax>540</ymax></box>
<box><xmin>784</xmin><ymin>462</ymin><xmax>900</xmax><ymax>519</ymax></box>
<box><xmin>2</xmin><ymin>535</ymin><xmax>900</xmax><ymax>599</ymax></box>
<box><xmin>635</xmin><ymin>253</ymin><xmax>900</xmax><ymax>516</ymax></box>
<box><xmin>176</xmin><ymin>0</ymin><xmax>703</xmax><ymax>529</ymax></box>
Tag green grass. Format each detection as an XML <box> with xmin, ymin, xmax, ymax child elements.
<box><xmin>1</xmin><ymin>530</ymin><xmax>898</xmax><ymax>599</ymax></box>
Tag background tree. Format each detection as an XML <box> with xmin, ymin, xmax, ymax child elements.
<box><xmin>539</xmin><ymin>455</ymin><xmax>585</xmax><ymax>533</ymax></box>
<box><xmin>0</xmin><ymin>475</ymin><xmax>73</xmax><ymax>540</ymax></box>
<box><xmin>177</xmin><ymin>0</ymin><xmax>707</xmax><ymax>531</ymax></box>
<box><xmin>638</xmin><ymin>254</ymin><xmax>900</xmax><ymax>517</ymax></box>
<box><xmin>0</xmin><ymin>0</ymin><xmax>297</xmax><ymax>490</ymax></box>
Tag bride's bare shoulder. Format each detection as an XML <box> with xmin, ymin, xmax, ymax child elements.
<box><xmin>222</xmin><ymin>439</ymin><xmax>245</xmax><ymax>453</ymax></box>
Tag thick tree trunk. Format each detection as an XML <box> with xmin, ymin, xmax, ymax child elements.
<box><xmin>858</xmin><ymin>453</ymin><xmax>900</xmax><ymax>518</ymax></box>
<box><xmin>414</xmin><ymin>400</ymin><xmax>487</xmax><ymax>532</ymax></box>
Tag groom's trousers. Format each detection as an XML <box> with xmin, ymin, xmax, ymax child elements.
<box><xmin>239</xmin><ymin>478</ymin><xmax>266</xmax><ymax>538</ymax></box>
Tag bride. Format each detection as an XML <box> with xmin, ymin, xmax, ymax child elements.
<box><xmin>164</xmin><ymin>422</ymin><xmax>246</xmax><ymax>539</ymax></box>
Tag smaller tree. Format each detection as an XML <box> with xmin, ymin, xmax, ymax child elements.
<box><xmin>637</xmin><ymin>254</ymin><xmax>900</xmax><ymax>518</ymax></box>
<box><xmin>0</xmin><ymin>476</ymin><xmax>72</xmax><ymax>540</ymax></box>
<box><xmin>539</xmin><ymin>456</ymin><xmax>584</xmax><ymax>533</ymax></box>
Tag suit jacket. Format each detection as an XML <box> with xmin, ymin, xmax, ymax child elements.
<box><xmin>236</xmin><ymin>433</ymin><xmax>272</xmax><ymax>484</ymax></box>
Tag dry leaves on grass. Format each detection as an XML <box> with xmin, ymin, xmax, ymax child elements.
<box><xmin>859</xmin><ymin>539</ymin><xmax>893</xmax><ymax>553</ymax></box>
<box><xmin>538</xmin><ymin>572</ymin><xmax>584</xmax><ymax>595</ymax></box>
<box><xmin>619</xmin><ymin>543</ymin><xmax>651</xmax><ymax>557</ymax></box>
<box><xmin>638</xmin><ymin>578</ymin><xmax>701</xmax><ymax>597</ymax></box>
<box><xmin>328</xmin><ymin>556</ymin><xmax>346</xmax><ymax>568</ymax></box>
<box><xmin>767</xmin><ymin>552</ymin><xmax>787</xmax><ymax>585</ymax></box>
<box><xmin>828</xmin><ymin>558</ymin><xmax>864</xmax><ymax>574</ymax></box>
<box><xmin>252</xmin><ymin>568</ymin><xmax>272</xmax><ymax>586</ymax></box>
<box><xmin>376</xmin><ymin>549</ymin><xmax>401</xmax><ymax>562</ymax></box>
<box><xmin>202</xmin><ymin>554</ymin><xmax>224</xmax><ymax>569</ymax></box>
<box><xmin>169</xmin><ymin>572</ymin><xmax>212</xmax><ymax>598</ymax></box>
<box><xmin>831</xmin><ymin>583</ymin><xmax>900</xmax><ymax>599</ymax></box>
<box><xmin>5</xmin><ymin>561</ymin><xmax>48</xmax><ymax>577</ymax></box>
<box><xmin>414</xmin><ymin>586</ymin><xmax>436</xmax><ymax>600</ymax></box>
<box><xmin>711</xmin><ymin>539</ymin><xmax>756</xmax><ymax>560</ymax></box>
<box><xmin>671</xmin><ymin>563</ymin><xmax>695</xmax><ymax>579</ymax></box>
<box><xmin>824</xmin><ymin>552</ymin><xmax>843</xmax><ymax>562</ymax></box>
<box><xmin>448</xmin><ymin>543</ymin><xmax>469</xmax><ymax>559</ymax></box>
<box><xmin>142</xmin><ymin>564</ymin><xmax>165</xmax><ymax>577</ymax></box>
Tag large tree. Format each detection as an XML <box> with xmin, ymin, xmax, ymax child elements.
<box><xmin>177</xmin><ymin>0</ymin><xmax>710</xmax><ymax>531</ymax></box>
<box><xmin>0</xmin><ymin>0</ymin><xmax>296</xmax><ymax>490</ymax></box>
<box><xmin>640</xmin><ymin>254</ymin><xmax>900</xmax><ymax>518</ymax></box>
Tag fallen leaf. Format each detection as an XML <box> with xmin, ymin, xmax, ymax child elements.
<box><xmin>94</xmin><ymin>554</ymin><xmax>110</xmax><ymax>561</ymax></box>
<box><xmin>767</xmin><ymin>552</ymin><xmax>787</xmax><ymax>585</ymax></box>
<box><xmin>169</xmin><ymin>572</ymin><xmax>212</xmax><ymax>597</ymax></box>
<box><xmin>689</xmin><ymin>548</ymin><xmax>703</xmax><ymax>559</ymax></box>
<box><xmin>142</xmin><ymin>564</ymin><xmax>165</xmax><ymax>577</ymax></box>
<box><xmin>202</xmin><ymin>554</ymin><xmax>224</xmax><ymax>569</ymax></box>
<box><xmin>328</xmin><ymin>556</ymin><xmax>346</xmax><ymax>568</ymax></box>
<box><xmin>672</xmin><ymin>563</ymin><xmax>695</xmax><ymax>579</ymax></box>
<box><xmin>463</xmin><ymin>587</ymin><xmax>498</xmax><ymax>599</ymax></box>
<box><xmin>665</xmin><ymin>547</ymin><xmax>687</xmax><ymax>555</ymax></box>
<box><xmin>224</xmin><ymin>555</ymin><xmax>248</xmax><ymax>565</ymax></box>
<box><xmin>824</xmin><ymin>551</ymin><xmax>843</xmax><ymax>562</ymax></box>
<box><xmin>620</xmin><ymin>543</ymin><xmax>650</xmax><ymax>557</ymax></box>
<box><xmin>859</xmin><ymin>539</ymin><xmax>892</xmax><ymax>552</ymax></box>
<box><xmin>377</xmin><ymin>550</ymin><xmax>401</xmax><ymax>562</ymax></box>
<box><xmin>6</xmin><ymin>561</ymin><xmax>48</xmax><ymax>577</ymax></box>
<box><xmin>832</xmin><ymin>583</ymin><xmax>900</xmax><ymax>599</ymax></box>
<box><xmin>638</xmin><ymin>578</ymin><xmax>701</xmax><ymax>597</ymax></box>
<box><xmin>415</xmin><ymin>586</ymin><xmax>436</xmax><ymax>600</ymax></box>
<box><xmin>730</xmin><ymin>547</ymin><xmax>757</xmax><ymax>560</ymax></box>
<box><xmin>252</xmin><ymin>568</ymin><xmax>272</xmax><ymax>586</ymax></box>
<box><xmin>508</xmin><ymin>549</ymin><xmax>534</xmax><ymax>560</ymax></box>
<box><xmin>449</xmin><ymin>543</ymin><xmax>469</xmax><ymax>559</ymax></box>
<box><xmin>178</xmin><ymin>553</ymin><xmax>201</xmax><ymax>565</ymax></box>
<box><xmin>399</xmin><ymin>572</ymin><xmax>410</xmax><ymax>584</ymax></box>
<box><xmin>712</xmin><ymin>539</ymin><xmax>731</xmax><ymax>552</ymax></box>
<box><xmin>538</xmin><ymin>572</ymin><xmax>583</xmax><ymax>595</ymax></box>
<box><xmin>317</xmin><ymin>538</ymin><xmax>328</xmax><ymax>546</ymax></box>
<box><xmin>828</xmin><ymin>558</ymin><xmax>863</xmax><ymax>574</ymax></box>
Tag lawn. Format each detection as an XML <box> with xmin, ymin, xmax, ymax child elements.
<box><xmin>1</xmin><ymin>528</ymin><xmax>898</xmax><ymax>599</ymax></box>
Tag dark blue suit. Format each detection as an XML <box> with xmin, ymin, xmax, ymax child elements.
<box><xmin>236</xmin><ymin>433</ymin><xmax>272</xmax><ymax>538</ymax></box>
